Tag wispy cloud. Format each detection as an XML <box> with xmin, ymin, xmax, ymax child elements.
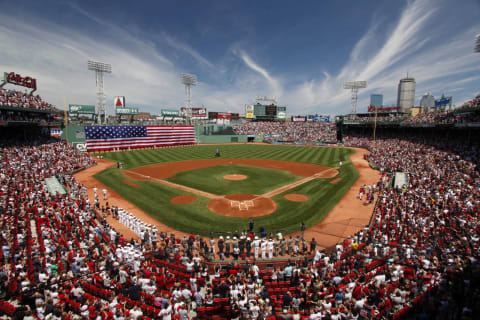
<box><xmin>284</xmin><ymin>0</ymin><xmax>480</xmax><ymax>113</ymax></box>
<box><xmin>237</xmin><ymin>51</ymin><xmax>283</xmax><ymax>99</ymax></box>
<box><xmin>162</xmin><ymin>32</ymin><xmax>213</xmax><ymax>68</ymax></box>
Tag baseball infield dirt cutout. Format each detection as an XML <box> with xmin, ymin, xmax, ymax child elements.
<box><xmin>330</xmin><ymin>177</ymin><xmax>342</xmax><ymax>184</ymax></box>
<box><xmin>223</xmin><ymin>174</ymin><xmax>248</xmax><ymax>180</ymax></box>
<box><xmin>170</xmin><ymin>195</ymin><xmax>196</xmax><ymax>204</ymax></box>
<box><xmin>208</xmin><ymin>194</ymin><xmax>277</xmax><ymax>217</ymax></box>
<box><xmin>122</xmin><ymin>180</ymin><xmax>140</xmax><ymax>188</ymax></box>
<box><xmin>284</xmin><ymin>194</ymin><xmax>309</xmax><ymax>202</ymax></box>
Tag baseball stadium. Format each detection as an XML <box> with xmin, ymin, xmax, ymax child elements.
<box><xmin>1</xmin><ymin>2</ymin><xmax>480</xmax><ymax>320</ymax></box>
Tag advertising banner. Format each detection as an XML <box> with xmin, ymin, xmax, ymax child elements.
<box><xmin>161</xmin><ymin>109</ymin><xmax>180</xmax><ymax>116</ymax></box>
<box><xmin>0</xmin><ymin>72</ymin><xmax>37</xmax><ymax>94</ymax></box>
<box><xmin>116</xmin><ymin>107</ymin><xmax>139</xmax><ymax>115</ymax></box>
<box><xmin>69</xmin><ymin>104</ymin><xmax>95</xmax><ymax>115</ymax></box>
<box><xmin>435</xmin><ymin>97</ymin><xmax>452</xmax><ymax>107</ymax></box>
<box><xmin>313</xmin><ymin>116</ymin><xmax>330</xmax><ymax>122</ymax></box>
<box><xmin>181</xmin><ymin>107</ymin><xmax>207</xmax><ymax>117</ymax></box>
<box><xmin>277</xmin><ymin>111</ymin><xmax>286</xmax><ymax>119</ymax></box>
<box><xmin>291</xmin><ymin>116</ymin><xmax>307</xmax><ymax>122</ymax></box>
<box><xmin>114</xmin><ymin>96</ymin><xmax>126</xmax><ymax>107</ymax></box>
<box><xmin>217</xmin><ymin>112</ymin><xmax>231</xmax><ymax>119</ymax></box>
<box><xmin>245</xmin><ymin>105</ymin><xmax>254</xmax><ymax>119</ymax></box>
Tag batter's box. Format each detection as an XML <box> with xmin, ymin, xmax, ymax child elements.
<box><xmin>230</xmin><ymin>201</ymin><xmax>240</xmax><ymax>207</ymax></box>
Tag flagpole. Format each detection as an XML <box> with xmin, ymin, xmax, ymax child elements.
<box><xmin>373</xmin><ymin>105</ymin><xmax>377</xmax><ymax>149</ymax></box>
<box><xmin>64</xmin><ymin>96</ymin><xmax>68</xmax><ymax>144</ymax></box>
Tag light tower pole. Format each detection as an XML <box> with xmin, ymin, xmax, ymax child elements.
<box><xmin>475</xmin><ymin>34</ymin><xmax>480</xmax><ymax>53</ymax></box>
<box><xmin>88</xmin><ymin>60</ymin><xmax>112</xmax><ymax>125</ymax></box>
<box><xmin>344</xmin><ymin>81</ymin><xmax>367</xmax><ymax>115</ymax></box>
<box><xmin>182</xmin><ymin>73</ymin><xmax>197</xmax><ymax>125</ymax></box>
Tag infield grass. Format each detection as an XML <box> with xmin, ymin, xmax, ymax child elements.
<box><xmin>94</xmin><ymin>145</ymin><xmax>359</xmax><ymax>236</ymax></box>
<box><xmin>166</xmin><ymin>164</ymin><xmax>302</xmax><ymax>195</ymax></box>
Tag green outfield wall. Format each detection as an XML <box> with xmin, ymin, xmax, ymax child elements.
<box><xmin>197</xmin><ymin>134</ymin><xmax>250</xmax><ymax>143</ymax></box>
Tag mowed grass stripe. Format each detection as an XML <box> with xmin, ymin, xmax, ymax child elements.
<box><xmin>98</xmin><ymin>145</ymin><xmax>356</xmax><ymax>169</ymax></box>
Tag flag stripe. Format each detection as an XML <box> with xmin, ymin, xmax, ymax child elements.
<box><xmin>85</xmin><ymin>125</ymin><xmax>195</xmax><ymax>151</ymax></box>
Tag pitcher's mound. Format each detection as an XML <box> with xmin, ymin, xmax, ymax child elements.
<box><xmin>223</xmin><ymin>174</ymin><xmax>248</xmax><ymax>180</ymax></box>
<box><xmin>284</xmin><ymin>194</ymin><xmax>309</xmax><ymax>202</ymax></box>
<box><xmin>170</xmin><ymin>195</ymin><xmax>196</xmax><ymax>204</ymax></box>
<box><xmin>208</xmin><ymin>194</ymin><xmax>276</xmax><ymax>217</ymax></box>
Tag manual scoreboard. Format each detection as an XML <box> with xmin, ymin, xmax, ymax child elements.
<box><xmin>247</xmin><ymin>104</ymin><xmax>286</xmax><ymax>120</ymax></box>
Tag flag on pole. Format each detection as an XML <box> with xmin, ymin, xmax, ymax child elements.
<box><xmin>85</xmin><ymin>125</ymin><xmax>195</xmax><ymax>151</ymax></box>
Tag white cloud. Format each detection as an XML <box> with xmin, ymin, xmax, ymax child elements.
<box><xmin>284</xmin><ymin>0</ymin><xmax>480</xmax><ymax>113</ymax></box>
<box><xmin>237</xmin><ymin>51</ymin><xmax>283</xmax><ymax>99</ymax></box>
<box><xmin>162</xmin><ymin>32</ymin><xmax>213</xmax><ymax>68</ymax></box>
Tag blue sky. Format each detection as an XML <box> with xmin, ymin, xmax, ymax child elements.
<box><xmin>0</xmin><ymin>0</ymin><xmax>479</xmax><ymax>115</ymax></box>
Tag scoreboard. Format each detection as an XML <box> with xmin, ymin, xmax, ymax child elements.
<box><xmin>249</xmin><ymin>104</ymin><xmax>287</xmax><ymax>120</ymax></box>
<box><xmin>254</xmin><ymin>104</ymin><xmax>266</xmax><ymax>116</ymax></box>
<box><xmin>266</xmin><ymin>105</ymin><xmax>277</xmax><ymax>116</ymax></box>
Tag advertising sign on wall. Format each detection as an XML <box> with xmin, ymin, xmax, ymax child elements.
<box><xmin>69</xmin><ymin>104</ymin><xmax>95</xmax><ymax>114</ymax></box>
<box><xmin>277</xmin><ymin>111</ymin><xmax>286</xmax><ymax>119</ymax></box>
<box><xmin>246</xmin><ymin>105</ymin><xmax>254</xmax><ymax>119</ymax></box>
<box><xmin>161</xmin><ymin>109</ymin><xmax>180</xmax><ymax>116</ymax></box>
<box><xmin>114</xmin><ymin>96</ymin><xmax>126</xmax><ymax>107</ymax></box>
<box><xmin>291</xmin><ymin>116</ymin><xmax>307</xmax><ymax>122</ymax></box>
<box><xmin>116</xmin><ymin>107</ymin><xmax>139</xmax><ymax>115</ymax></box>
<box><xmin>181</xmin><ymin>107</ymin><xmax>207</xmax><ymax>117</ymax></box>
<box><xmin>0</xmin><ymin>72</ymin><xmax>37</xmax><ymax>94</ymax></box>
<box><xmin>217</xmin><ymin>112</ymin><xmax>231</xmax><ymax>119</ymax></box>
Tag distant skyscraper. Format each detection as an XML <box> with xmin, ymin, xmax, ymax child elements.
<box><xmin>397</xmin><ymin>77</ymin><xmax>416</xmax><ymax>109</ymax></box>
<box><xmin>419</xmin><ymin>92</ymin><xmax>435</xmax><ymax>112</ymax></box>
<box><xmin>370</xmin><ymin>94</ymin><xmax>383</xmax><ymax>108</ymax></box>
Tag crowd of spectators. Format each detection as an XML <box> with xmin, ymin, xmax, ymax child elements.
<box><xmin>0</xmin><ymin>88</ymin><xmax>58</xmax><ymax>111</ymax></box>
<box><xmin>402</xmin><ymin>94</ymin><xmax>480</xmax><ymax>125</ymax></box>
<box><xmin>0</xmin><ymin>128</ymin><xmax>479</xmax><ymax>319</ymax></box>
<box><xmin>343</xmin><ymin>115</ymin><xmax>408</xmax><ymax>124</ymax></box>
<box><xmin>232</xmin><ymin>122</ymin><xmax>337</xmax><ymax>142</ymax></box>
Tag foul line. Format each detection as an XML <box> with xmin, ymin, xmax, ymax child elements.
<box><xmin>254</xmin><ymin>167</ymin><xmax>339</xmax><ymax>200</ymax></box>
<box><xmin>122</xmin><ymin>170</ymin><xmax>219</xmax><ymax>199</ymax></box>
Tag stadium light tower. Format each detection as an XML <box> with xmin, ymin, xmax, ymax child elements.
<box><xmin>344</xmin><ymin>81</ymin><xmax>367</xmax><ymax>114</ymax></box>
<box><xmin>88</xmin><ymin>60</ymin><xmax>112</xmax><ymax>125</ymax></box>
<box><xmin>182</xmin><ymin>73</ymin><xmax>197</xmax><ymax>125</ymax></box>
<box><xmin>475</xmin><ymin>34</ymin><xmax>480</xmax><ymax>53</ymax></box>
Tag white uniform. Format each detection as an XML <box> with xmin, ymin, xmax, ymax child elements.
<box><xmin>267</xmin><ymin>240</ymin><xmax>274</xmax><ymax>259</ymax></box>
<box><xmin>261</xmin><ymin>240</ymin><xmax>267</xmax><ymax>259</ymax></box>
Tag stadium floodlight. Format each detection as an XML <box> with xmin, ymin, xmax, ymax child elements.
<box><xmin>344</xmin><ymin>81</ymin><xmax>367</xmax><ymax>114</ymax></box>
<box><xmin>475</xmin><ymin>34</ymin><xmax>480</xmax><ymax>53</ymax></box>
<box><xmin>182</xmin><ymin>73</ymin><xmax>197</xmax><ymax>125</ymax></box>
<box><xmin>88</xmin><ymin>60</ymin><xmax>112</xmax><ymax>124</ymax></box>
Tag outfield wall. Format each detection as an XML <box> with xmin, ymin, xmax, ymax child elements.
<box><xmin>197</xmin><ymin>134</ymin><xmax>248</xmax><ymax>143</ymax></box>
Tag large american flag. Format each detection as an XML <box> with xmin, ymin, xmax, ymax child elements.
<box><xmin>85</xmin><ymin>125</ymin><xmax>195</xmax><ymax>151</ymax></box>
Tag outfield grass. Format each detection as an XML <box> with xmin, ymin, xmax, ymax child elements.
<box><xmin>166</xmin><ymin>164</ymin><xmax>302</xmax><ymax>195</ymax></box>
<box><xmin>94</xmin><ymin>145</ymin><xmax>359</xmax><ymax>236</ymax></box>
<box><xmin>95</xmin><ymin>144</ymin><xmax>353</xmax><ymax>169</ymax></box>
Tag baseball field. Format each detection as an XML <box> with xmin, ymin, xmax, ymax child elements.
<box><xmin>92</xmin><ymin>144</ymin><xmax>360</xmax><ymax>237</ymax></box>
